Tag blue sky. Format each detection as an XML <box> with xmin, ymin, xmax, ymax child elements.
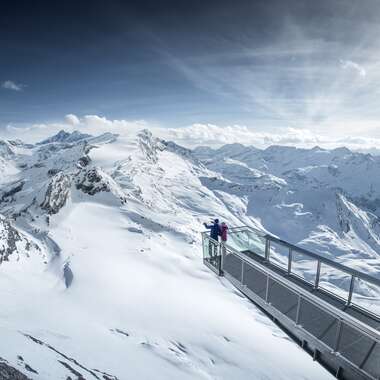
<box><xmin>1</xmin><ymin>0</ymin><xmax>380</xmax><ymax>140</ymax></box>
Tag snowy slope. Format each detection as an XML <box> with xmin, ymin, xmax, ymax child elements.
<box><xmin>0</xmin><ymin>129</ymin><xmax>352</xmax><ymax>379</ymax></box>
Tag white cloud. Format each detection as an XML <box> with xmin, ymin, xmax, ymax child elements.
<box><xmin>64</xmin><ymin>114</ymin><xmax>80</xmax><ymax>126</ymax></box>
<box><xmin>159</xmin><ymin>123</ymin><xmax>322</xmax><ymax>148</ymax></box>
<box><xmin>1</xmin><ymin>80</ymin><xmax>25</xmax><ymax>91</ymax></box>
<box><xmin>340</xmin><ymin>60</ymin><xmax>366</xmax><ymax>77</ymax></box>
<box><xmin>2</xmin><ymin>115</ymin><xmax>380</xmax><ymax>155</ymax></box>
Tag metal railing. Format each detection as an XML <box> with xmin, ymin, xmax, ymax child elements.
<box><xmin>202</xmin><ymin>226</ymin><xmax>380</xmax><ymax>380</ymax></box>
<box><xmin>226</xmin><ymin>226</ymin><xmax>380</xmax><ymax>319</ymax></box>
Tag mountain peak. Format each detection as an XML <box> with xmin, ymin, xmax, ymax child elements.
<box><xmin>37</xmin><ymin>130</ymin><xmax>92</xmax><ymax>145</ymax></box>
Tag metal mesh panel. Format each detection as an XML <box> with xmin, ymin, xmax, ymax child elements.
<box><xmin>298</xmin><ymin>298</ymin><xmax>339</xmax><ymax>348</ymax></box>
<box><xmin>339</xmin><ymin>323</ymin><xmax>375</xmax><ymax>368</ymax></box>
<box><xmin>362</xmin><ymin>342</ymin><xmax>380</xmax><ymax>379</ymax></box>
<box><xmin>243</xmin><ymin>264</ymin><xmax>267</xmax><ymax>300</ymax></box>
<box><xmin>267</xmin><ymin>278</ymin><xmax>299</xmax><ymax>321</ymax></box>
<box><xmin>223</xmin><ymin>252</ymin><xmax>242</xmax><ymax>282</ymax></box>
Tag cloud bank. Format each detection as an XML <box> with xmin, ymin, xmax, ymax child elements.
<box><xmin>2</xmin><ymin>114</ymin><xmax>380</xmax><ymax>155</ymax></box>
<box><xmin>161</xmin><ymin>123</ymin><xmax>380</xmax><ymax>154</ymax></box>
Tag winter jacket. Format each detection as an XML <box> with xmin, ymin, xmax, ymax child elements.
<box><xmin>204</xmin><ymin>222</ymin><xmax>221</xmax><ymax>241</ymax></box>
<box><xmin>220</xmin><ymin>224</ymin><xmax>228</xmax><ymax>241</ymax></box>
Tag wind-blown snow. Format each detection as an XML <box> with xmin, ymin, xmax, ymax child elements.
<box><xmin>2</xmin><ymin>129</ymin><xmax>375</xmax><ymax>379</ymax></box>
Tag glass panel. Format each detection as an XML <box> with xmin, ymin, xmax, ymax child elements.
<box><xmin>228</xmin><ymin>229</ymin><xmax>266</xmax><ymax>257</ymax></box>
<box><xmin>318</xmin><ymin>263</ymin><xmax>351</xmax><ymax>300</ymax></box>
<box><xmin>202</xmin><ymin>233</ymin><xmax>210</xmax><ymax>260</ymax></box>
<box><xmin>351</xmin><ymin>278</ymin><xmax>380</xmax><ymax>316</ymax></box>
<box><xmin>203</xmin><ymin>235</ymin><xmax>219</xmax><ymax>259</ymax></box>
<box><xmin>269</xmin><ymin>240</ymin><xmax>288</xmax><ymax>270</ymax></box>
<box><xmin>291</xmin><ymin>250</ymin><xmax>318</xmax><ymax>285</ymax></box>
<box><xmin>202</xmin><ymin>234</ymin><xmax>220</xmax><ymax>271</ymax></box>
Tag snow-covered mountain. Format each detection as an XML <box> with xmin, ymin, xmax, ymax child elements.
<box><xmin>1</xmin><ymin>128</ymin><xmax>378</xmax><ymax>379</ymax></box>
<box><xmin>194</xmin><ymin>143</ymin><xmax>380</xmax><ymax>276</ymax></box>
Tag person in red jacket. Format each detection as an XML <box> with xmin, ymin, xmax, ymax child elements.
<box><xmin>220</xmin><ymin>222</ymin><xmax>228</xmax><ymax>242</ymax></box>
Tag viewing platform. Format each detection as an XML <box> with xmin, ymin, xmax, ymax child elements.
<box><xmin>202</xmin><ymin>226</ymin><xmax>380</xmax><ymax>380</ymax></box>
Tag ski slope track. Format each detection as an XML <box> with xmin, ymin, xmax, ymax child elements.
<box><xmin>0</xmin><ymin>129</ymin><xmax>378</xmax><ymax>379</ymax></box>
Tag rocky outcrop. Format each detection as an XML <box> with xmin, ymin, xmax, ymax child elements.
<box><xmin>40</xmin><ymin>173</ymin><xmax>71</xmax><ymax>214</ymax></box>
<box><xmin>0</xmin><ymin>216</ymin><xmax>40</xmax><ymax>264</ymax></box>
<box><xmin>75</xmin><ymin>167</ymin><xmax>128</xmax><ymax>204</ymax></box>
<box><xmin>0</xmin><ymin>362</ymin><xmax>31</xmax><ymax>380</ymax></box>
<box><xmin>75</xmin><ymin>167</ymin><xmax>110</xmax><ymax>195</ymax></box>
<box><xmin>0</xmin><ymin>181</ymin><xmax>24</xmax><ymax>203</ymax></box>
<box><xmin>37</xmin><ymin>130</ymin><xmax>91</xmax><ymax>145</ymax></box>
<box><xmin>336</xmin><ymin>193</ymin><xmax>380</xmax><ymax>256</ymax></box>
<box><xmin>0</xmin><ymin>217</ymin><xmax>24</xmax><ymax>263</ymax></box>
<box><xmin>0</xmin><ymin>140</ymin><xmax>15</xmax><ymax>160</ymax></box>
<box><xmin>77</xmin><ymin>155</ymin><xmax>91</xmax><ymax>168</ymax></box>
<box><xmin>63</xmin><ymin>262</ymin><xmax>74</xmax><ymax>288</ymax></box>
<box><xmin>138</xmin><ymin>129</ymin><xmax>164</xmax><ymax>164</ymax></box>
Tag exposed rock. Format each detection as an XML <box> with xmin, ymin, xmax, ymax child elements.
<box><xmin>0</xmin><ymin>216</ymin><xmax>23</xmax><ymax>263</ymax></box>
<box><xmin>0</xmin><ymin>362</ymin><xmax>31</xmax><ymax>380</ymax></box>
<box><xmin>63</xmin><ymin>262</ymin><xmax>74</xmax><ymax>288</ymax></box>
<box><xmin>47</xmin><ymin>168</ymin><xmax>60</xmax><ymax>177</ymax></box>
<box><xmin>0</xmin><ymin>140</ymin><xmax>15</xmax><ymax>159</ymax></box>
<box><xmin>75</xmin><ymin>167</ymin><xmax>110</xmax><ymax>195</ymax></box>
<box><xmin>41</xmin><ymin>173</ymin><xmax>71</xmax><ymax>214</ymax></box>
<box><xmin>77</xmin><ymin>155</ymin><xmax>91</xmax><ymax>168</ymax></box>
<box><xmin>1</xmin><ymin>181</ymin><xmax>24</xmax><ymax>202</ymax></box>
<box><xmin>37</xmin><ymin>130</ymin><xmax>92</xmax><ymax>145</ymax></box>
<box><xmin>127</xmin><ymin>227</ymin><xmax>143</xmax><ymax>234</ymax></box>
<box><xmin>138</xmin><ymin>129</ymin><xmax>164</xmax><ymax>164</ymax></box>
<box><xmin>0</xmin><ymin>216</ymin><xmax>40</xmax><ymax>264</ymax></box>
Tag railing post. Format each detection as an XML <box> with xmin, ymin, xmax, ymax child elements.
<box><xmin>218</xmin><ymin>242</ymin><xmax>223</xmax><ymax>276</ymax></box>
<box><xmin>265</xmin><ymin>275</ymin><xmax>270</xmax><ymax>303</ymax></box>
<box><xmin>241</xmin><ymin>260</ymin><xmax>245</xmax><ymax>285</ymax></box>
<box><xmin>295</xmin><ymin>296</ymin><xmax>302</xmax><ymax>325</ymax></box>
<box><xmin>334</xmin><ymin>320</ymin><xmax>343</xmax><ymax>352</ymax></box>
<box><xmin>265</xmin><ymin>238</ymin><xmax>270</xmax><ymax>262</ymax></box>
<box><xmin>220</xmin><ymin>243</ymin><xmax>225</xmax><ymax>270</ymax></box>
<box><xmin>314</xmin><ymin>260</ymin><xmax>321</xmax><ymax>290</ymax></box>
<box><xmin>287</xmin><ymin>248</ymin><xmax>293</xmax><ymax>275</ymax></box>
<box><xmin>346</xmin><ymin>275</ymin><xmax>355</xmax><ymax>306</ymax></box>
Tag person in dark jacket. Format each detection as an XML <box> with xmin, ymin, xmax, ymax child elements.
<box><xmin>203</xmin><ymin>219</ymin><xmax>221</xmax><ymax>241</ymax></box>
<box><xmin>203</xmin><ymin>219</ymin><xmax>221</xmax><ymax>260</ymax></box>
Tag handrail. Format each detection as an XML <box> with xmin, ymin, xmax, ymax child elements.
<box><xmin>228</xmin><ymin>225</ymin><xmax>380</xmax><ymax>288</ymax></box>
<box><xmin>222</xmin><ymin>241</ymin><xmax>380</xmax><ymax>343</ymax></box>
<box><xmin>266</xmin><ymin>234</ymin><xmax>380</xmax><ymax>287</ymax></box>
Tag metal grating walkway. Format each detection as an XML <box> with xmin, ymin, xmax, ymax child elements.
<box><xmin>202</xmin><ymin>226</ymin><xmax>380</xmax><ymax>380</ymax></box>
